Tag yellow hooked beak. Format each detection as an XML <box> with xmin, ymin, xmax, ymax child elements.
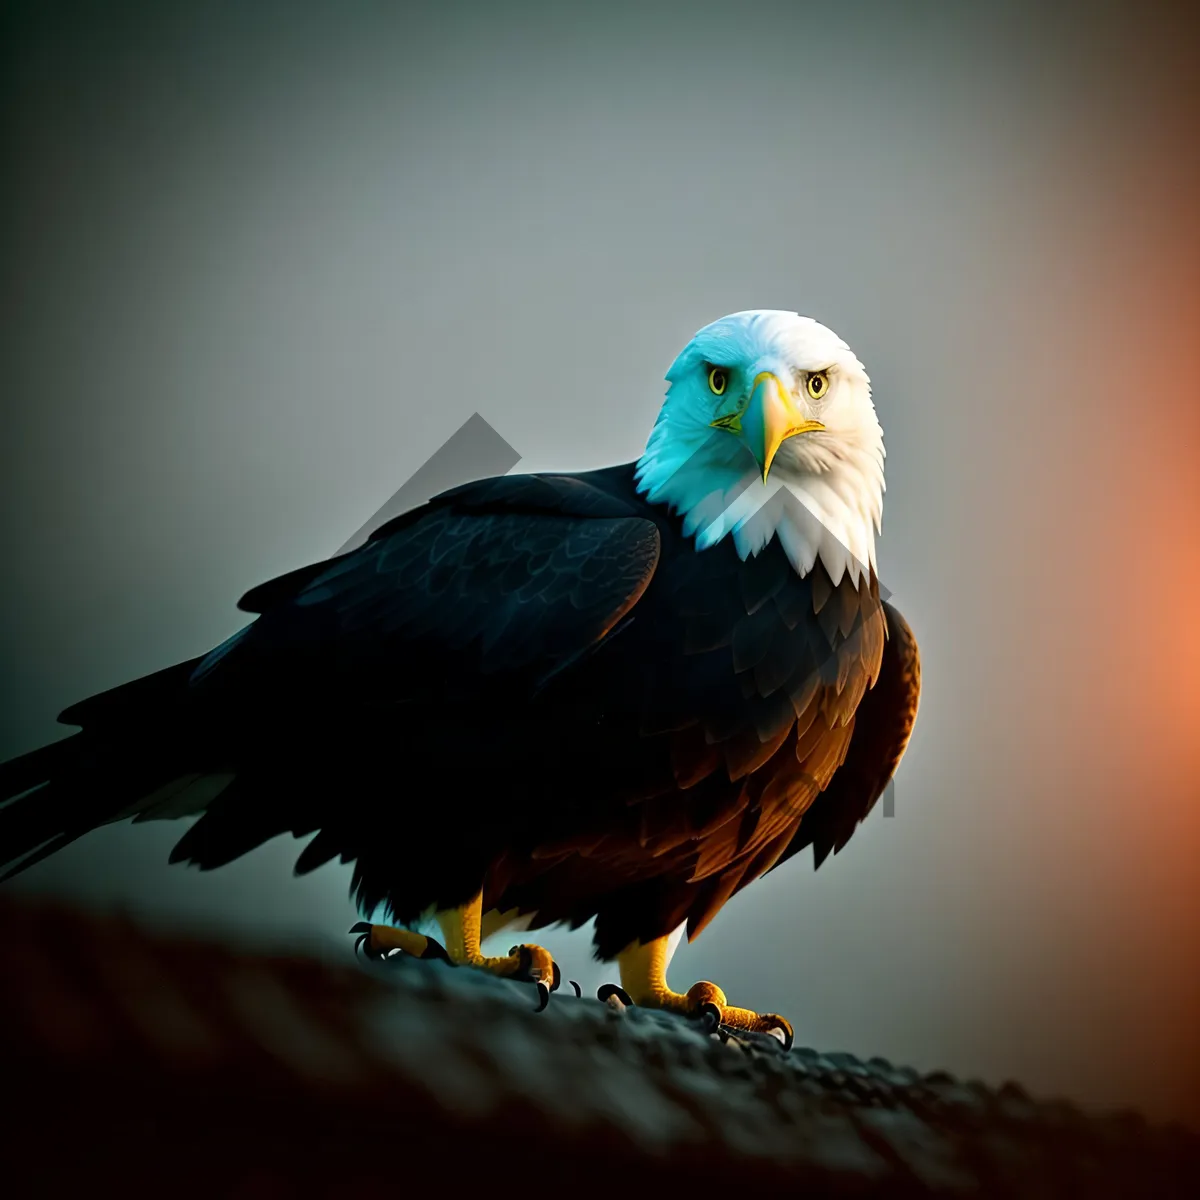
<box><xmin>711</xmin><ymin>372</ymin><xmax>825</xmax><ymax>483</ymax></box>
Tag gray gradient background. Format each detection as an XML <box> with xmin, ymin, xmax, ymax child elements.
<box><xmin>2</xmin><ymin>0</ymin><xmax>1198</xmax><ymax>1126</ymax></box>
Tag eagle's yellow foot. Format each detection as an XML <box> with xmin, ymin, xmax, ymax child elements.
<box><xmin>350</xmin><ymin>918</ymin><xmax>563</xmax><ymax>1009</ymax></box>
<box><xmin>438</xmin><ymin>892</ymin><xmax>564</xmax><ymax>1012</ymax></box>
<box><xmin>675</xmin><ymin>981</ymin><xmax>794</xmax><ymax>1050</ymax></box>
<box><xmin>499</xmin><ymin>943</ymin><xmax>563</xmax><ymax>1011</ymax></box>
<box><xmin>603</xmin><ymin>937</ymin><xmax>795</xmax><ymax>1052</ymax></box>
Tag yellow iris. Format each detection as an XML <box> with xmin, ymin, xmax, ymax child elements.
<box><xmin>708</xmin><ymin>367</ymin><xmax>728</xmax><ymax>395</ymax></box>
<box><xmin>806</xmin><ymin>371</ymin><xmax>829</xmax><ymax>400</ymax></box>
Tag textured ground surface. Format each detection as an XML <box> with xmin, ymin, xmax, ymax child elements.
<box><xmin>1</xmin><ymin>894</ymin><xmax>1196</xmax><ymax>1197</ymax></box>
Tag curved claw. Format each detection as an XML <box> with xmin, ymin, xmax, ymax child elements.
<box><xmin>551</xmin><ymin>961</ymin><xmax>562</xmax><ymax>994</ymax></box>
<box><xmin>355</xmin><ymin>933</ymin><xmax>387</xmax><ymax>962</ymax></box>
<box><xmin>764</xmin><ymin>1017</ymin><xmax>795</xmax><ymax>1053</ymax></box>
<box><xmin>568</xmin><ymin>979</ymin><xmax>582</xmax><ymax>997</ymax></box>
<box><xmin>534</xmin><ymin>980</ymin><xmax>551</xmax><ymax>1013</ymax></box>
<box><xmin>597</xmin><ymin>983</ymin><xmax>634</xmax><ymax>1007</ymax></box>
<box><xmin>351</xmin><ymin>922</ymin><xmax>386</xmax><ymax>962</ymax></box>
<box><xmin>420</xmin><ymin>937</ymin><xmax>451</xmax><ymax>965</ymax></box>
<box><xmin>695</xmin><ymin>1000</ymin><xmax>723</xmax><ymax>1034</ymax></box>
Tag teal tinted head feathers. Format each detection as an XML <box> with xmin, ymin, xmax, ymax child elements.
<box><xmin>635</xmin><ymin>310</ymin><xmax>885</xmax><ymax>586</ymax></box>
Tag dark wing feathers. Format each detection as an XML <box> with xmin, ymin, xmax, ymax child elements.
<box><xmin>165</xmin><ymin>473</ymin><xmax>666</xmax><ymax>890</ymax></box>
<box><xmin>217</xmin><ymin>483</ymin><xmax>661</xmax><ymax>703</ymax></box>
<box><xmin>58</xmin><ymin>656</ymin><xmax>205</xmax><ymax>728</ymax></box>
<box><xmin>238</xmin><ymin>553</ymin><xmax>357</xmax><ymax>614</ymax></box>
<box><xmin>0</xmin><ymin>472</ymin><xmax>660</xmax><ymax>885</ymax></box>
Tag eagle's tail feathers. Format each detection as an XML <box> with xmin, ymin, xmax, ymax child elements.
<box><xmin>0</xmin><ymin>732</ymin><xmax>86</xmax><ymax>803</ymax></box>
<box><xmin>0</xmin><ymin>656</ymin><xmax>228</xmax><ymax>881</ymax></box>
<box><xmin>0</xmin><ymin>775</ymin><xmax>88</xmax><ymax>882</ymax></box>
<box><xmin>130</xmin><ymin>771</ymin><xmax>238</xmax><ymax>824</ymax></box>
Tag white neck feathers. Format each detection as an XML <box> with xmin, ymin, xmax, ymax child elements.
<box><xmin>635</xmin><ymin>418</ymin><xmax>884</xmax><ymax>588</ymax></box>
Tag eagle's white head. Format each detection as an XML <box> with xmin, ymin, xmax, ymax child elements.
<box><xmin>635</xmin><ymin>310</ymin><xmax>885</xmax><ymax>587</ymax></box>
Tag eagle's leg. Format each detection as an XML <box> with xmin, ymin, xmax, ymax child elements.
<box><xmin>437</xmin><ymin>890</ymin><xmax>561</xmax><ymax>1011</ymax></box>
<box><xmin>615</xmin><ymin>936</ymin><xmax>794</xmax><ymax>1050</ymax></box>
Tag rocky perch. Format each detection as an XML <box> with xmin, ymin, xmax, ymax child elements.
<box><xmin>0</xmin><ymin>895</ymin><xmax>1196</xmax><ymax>1197</ymax></box>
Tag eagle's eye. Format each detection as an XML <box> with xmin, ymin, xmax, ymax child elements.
<box><xmin>707</xmin><ymin>367</ymin><xmax>728</xmax><ymax>396</ymax></box>
<box><xmin>805</xmin><ymin>371</ymin><xmax>829</xmax><ymax>401</ymax></box>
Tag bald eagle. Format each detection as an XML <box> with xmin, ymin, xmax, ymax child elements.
<box><xmin>0</xmin><ymin>310</ymin><xmax>920</xmax><ymax>1047</ymax></box>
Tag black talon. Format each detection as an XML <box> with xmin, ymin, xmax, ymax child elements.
<box><xmin>356</xmin><ymin>933</ymin><xmax>385</xmax><ymax>961</ymax></box>
<box><xmin>534</xmin><ymin>980</ymin><xmax>551</xmax><ymax>1013</ymax></box>
<box><xmin>420</xmin><ymin>936</ymin><xmax>451</xmax><ymax>964</ymax></box>
<box><xmin>551</xmin><ymin>961</ymin><xmax>562</xmax><ymax>993</ymax></box>
<box><xmin>724</xmin><ymin>1024</ymin><xmax>794</xmax><ymax>1054</ymax></box>
<box><xmin>351</xmin><ymin>922</ymin><xmax>383</xmax><ymax>961</ymax></box>
<box><xmin>597</xmin><ymin>984</ymin><xmax>634</xmax><ymax>1007</ymax></box>
<box><xmin>695</xmin><ymin>1000</ymin><xmax>723</xmax><ymax>1034</ymax></box>
<box><xmin>568</xmin><ymin>980</ymin><xmax>582</xmax><ymax>997</ymax></box>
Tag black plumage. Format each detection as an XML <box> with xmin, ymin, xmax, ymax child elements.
<box><xmin>0</xmin><ymin>464</ymin><xmax>920</xmax><ymax>959</ymax></box>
